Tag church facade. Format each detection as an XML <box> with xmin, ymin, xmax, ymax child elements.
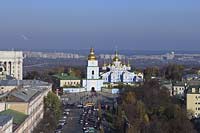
<box><xmin>82</xmin><ymin>48</ymin><xmax>143</xmax><ymax>92</ymax></box>
<box><xmin>101</xmin><ymin>51</ymin><xmax>143</xmax><ymax>84</ymax></box>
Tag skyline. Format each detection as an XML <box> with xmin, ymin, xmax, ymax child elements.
<box><xmin>0</xmin><ymin>0</ymin><xmax>200</xmax><ymax>50</ymax></box>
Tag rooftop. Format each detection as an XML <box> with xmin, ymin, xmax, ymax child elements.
<box><xmin>173</xmin><ymin>81</ymin><xmax>186</xmax><ymax>86</ymax></box>
<box><xmin>53</xmin><ymin>73</ymin><xmax>80</xmax><ymax>80</ymax></box>
<box><xmin>0</xmin><ymin>109</ymin><xmax>27</xmax><ymax>125</ymax></box>
<box><xmin>9</xmin><ymin>88</ymin><xmax>41</xmax><ymax>102</ymax></box>
<box><xmin>187</xmin><ymin>85</ymin><xmax>200</xmax><ymax>94</ymax></box>
<box><xmin>0</xmin><ymin>80</ymin><xmax>51</xmax><ymax>102</ymax></box>
<box><xmin>0</xmin><ymin>80</ymin><xmax>51</xmax><ymax>87</ymax></box>
<box><xmin>0</xmin><ymin>115</ymin><xmax>13</xmax><ymax>126</ymax></box>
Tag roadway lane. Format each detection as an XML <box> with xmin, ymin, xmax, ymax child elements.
<box><xmin>62</xmin><ymin>108</ymin><xmax>82</xmax><ymax>133</ymax></box>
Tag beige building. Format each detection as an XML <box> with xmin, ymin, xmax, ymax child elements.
<box><xmin>53</xmin><ymin>73</ymin><xmax>81</xmax><ymax>87</ymax></box>
<box><xmin>0</xmin><ymin>80</ymin><xmax>52</xmax><ymax>133</ymax></box>
<box><xmin>186</xmin><ymin>85</ymin><xmax>200</xmax><ymax>117</ymax></box>
<box><xmin>0</xmin><ymin>115</ymin><xmax>13</xmax><ymax>133</ymax></box>
<box><xmin>0</xmin><ymin>51</ymin><xmax>23</xmax><ymax>80</ymax></box>
<box><xmin>172</xmin><ymin>82</ymin><xmax>186</xmax><ymax>96</ymax></box>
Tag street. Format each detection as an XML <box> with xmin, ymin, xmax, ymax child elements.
<box><xmin>58</xmin><ymin>92</ymin><xmax>118</xmax><ymax>133</ymax></box>
<box><xmin>62</xmin><ymin>108</ymin><xmax>82</xmax><ymax>133</ymax></box>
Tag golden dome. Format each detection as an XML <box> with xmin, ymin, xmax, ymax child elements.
<box><xmin>112</xmin><ymin>50</ymin><xmax>120</xmax><ymax>62</ymax></box>
<box><xmin>88</xmin><ymin>48</ymin><xmax>96</xmax><ymax>60</ymax></box>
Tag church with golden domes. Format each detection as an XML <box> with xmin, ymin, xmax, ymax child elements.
<box><xmin>101</xmin><ymin>50</ymin><xmax>143</xmax><ymax>84</ymax></box>
<box><xmin>82</xmin><ymin>48</ymin><xmax>104</xmax><ymax>91</ymax></box>
<box><xmin>82</xmin><ymin>48</ymin><xmax>143</xmax><ymax>92</ymax></box>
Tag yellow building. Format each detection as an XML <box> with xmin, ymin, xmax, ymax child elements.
<box><xmin>186</xmin><ymin>85</ymin><xmax>200</xmax><ymax>118</ymax></box>
<box><xmin>53</xmin><ymin>73</ymin><xmax>81</xmax><ymax>87</ymax></box>
<box><xmin>0</xmin><ymin>80</ymin><xmax>52</xmax><ymax>133</ymax></box>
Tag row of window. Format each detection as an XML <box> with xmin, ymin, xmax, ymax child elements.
<box><xmin>195</xmin><ymin>96</ymin><xmax>200</xmax><ymax>99</ymax></box>
<box><xmin>64</xmin><ymin>82</ymin><xmax>79</xmax><ymax>85</ymax></box>
<box><xmin>174</xmin><ymin>87</ymin><xmax>184</xmax><ymax>91</ymax></box>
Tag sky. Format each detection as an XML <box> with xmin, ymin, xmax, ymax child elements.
<box><xmin>0</xmin><ymin>0</ymin><xmax>200</xmax><ymax>51</ymax></box>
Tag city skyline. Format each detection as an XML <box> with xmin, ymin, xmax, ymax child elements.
<box><xmin>0</xmin><ymin>0</ymin><xmax>200</xmax><ymax>50</ymax></box>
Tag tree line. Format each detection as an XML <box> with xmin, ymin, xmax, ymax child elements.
<box><xmin>114</xmin><ymin>80</ymin><xmax>196</xmax><ymax>133</ymax></box>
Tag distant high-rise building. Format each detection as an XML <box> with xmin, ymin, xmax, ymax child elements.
<box><xmin>0</xmin><ymin>51</ymin><xmax>23</xmax><ymax>80</ymax></box>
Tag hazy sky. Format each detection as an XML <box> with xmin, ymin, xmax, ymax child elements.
<box><xmin>0</xmin><ymin>0</ymin><xmax>200</xmax><ymax>51</ymax></box>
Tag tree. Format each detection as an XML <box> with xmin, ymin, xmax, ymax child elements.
<box><xmin>33</xmin><ymin>92</ymin><xmax>61</xmax><ymax>133</ymax></box>
<box><xmin>44</xmin><ymin>92</ymin><xmax>62</xmax><ymax>121</ymax></box>
<box><xmin>164</xmin><ymin>64</ymin><xmax>184</xmax><ymax>81</ymax></box>
<box><xmin>144</xmin><ymin>67</ymin><xmax>160</xmax><ymax>81</ymax></box>
<box><xmin>115</xmin><ymin>80</ymin><xmax>197</xmax><ymax>133</ymax></box>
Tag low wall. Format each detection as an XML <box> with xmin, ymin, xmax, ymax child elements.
<box><xmin>63</xmin><ymin>88</ymin><xmax>86</xmax><ymax>93</ymax></box>
<box><xmin>101</xmin><ymin>88</ymin><xmax>119</xmax><ymax>94</ymax></box>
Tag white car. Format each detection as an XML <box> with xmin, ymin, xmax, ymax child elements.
<box><xmin>65</xmin><ymin>109</ymin><xmax>70</xmax><ymax>112</ymax></box>
<box><xmin>63</xmin><ymin>116</ymin><xmax>67</xmax><ymax>119</ymax></box>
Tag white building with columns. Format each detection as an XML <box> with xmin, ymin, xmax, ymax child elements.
<box><xmin>82</xmin><ymin>48</ymin><xmax>104</xmax><ymax>91</ymax></box>
<box><xmin>0</xmin><ymin>51</ymin><xmax>23</xmax><ymax>80</ymax></box>
<box><xmin>101</xmin><ymin>51</ymin><xmax>143</xmax><ymax>84</ymax></box>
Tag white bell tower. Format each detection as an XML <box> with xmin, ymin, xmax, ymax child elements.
<box><xmin>82</xmin><ymin>48</ymin><xmax>104</xmax><ymax>91</ymax></box>
<box><xmin>87</xmin><ymin>48</ymin><xmax>99</xmax><ymax>79</ymax></box>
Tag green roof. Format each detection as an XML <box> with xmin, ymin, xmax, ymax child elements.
<box><xmin>53</xmin><ymin>73</ymin><xmax>80</xmax><ymax>80</ymax></box>
<box><xmin>0</xmin><ymin>109</ymin><xmax>27</xmax><ymax>124</ymax></box>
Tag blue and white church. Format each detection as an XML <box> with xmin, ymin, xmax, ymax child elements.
<box><xmin>82</xmin><ymin>48</ymin><xmax>143</xmax><ymax>92</ymax></box>
<box><xmin>101</xmin><ymin>51</ymin><xmax>143</xmax><ymax>84</ymax></box>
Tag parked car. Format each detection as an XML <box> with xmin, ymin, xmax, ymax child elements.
<box><xmin>55</xmin><ymin>125</ymin><xmax>63</xmax><ymax>133</ymax></box>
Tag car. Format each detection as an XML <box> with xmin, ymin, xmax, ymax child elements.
<box><xmin>55</xmin><ymin>125</ymin><xmax>63</xmax><ymax>133</ymax></box>
<box><xmin>58</xmin><ymin>119</ymin><xmax>66</xmax><ymax>126</ymax></box>
<box><xmin>77</xmin><ymin>104</ymin><xmax>83</xmax><ymax>108</ymax></box>
<box><xmin>59</xmin><ymin>119</ymin><xmax>66</xmax><ymax>122</ymax></box>
<box><xmin>63</xmin><ymin>111</ymin><xmax>69</xmax><ymax>115</ymax></box>
<box><xmin>58</xmin><ymin>122</ymin><xmax>66</xmax><ymax>126</ymax></box>
<box><xmin>87</xmin><ymin>127</ymin><xmax>95</xmax><ymax>133</ymax></box>
<box><xmin>62</xmin><ymin>115</ymin><xmax>67</xmax><ymax>119</ymax></box>
<box><xmin>65</xmin><ymin>109</ymin><xmax>70</xmax><ymax>112</ymax></box>
<box><xmin>55</xmin><ymin>130</ymin><xmax>62</xmax><ymax>133</ymax></box>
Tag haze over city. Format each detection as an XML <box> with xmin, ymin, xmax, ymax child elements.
<box><xmin>0</xmin><ymin>0</ymin><xmax>200</xmax><ymax>50</ymax></box>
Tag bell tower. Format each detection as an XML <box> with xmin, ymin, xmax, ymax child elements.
<box><xmin>87</xmin><ymin>48</ymin><xmax>99</xmax><ymax>79</ymax></box>
<box><xmin>82</xmin><ymin>48</ymin><xmax>104</xmax><ymax>91</ymax></box>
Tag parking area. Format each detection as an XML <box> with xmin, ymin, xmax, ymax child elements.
<box><xmin>62</xmin><ymin>108</ymin><xmax>82</xmax><ymax>133</ymax></box>
<box><xmin>55</xmin><ymin>105</ymin><xmax>83</xmax><ymax>133</ymax></box>
<box><xmin>79</xmin><ymin>106</ymin><xmax>100</xmax><ymax>133</ymax></box>
<box><xmin>55</xmin><ymin>92</ymin><xmax>117</xmax><ymax>133</ymax></box>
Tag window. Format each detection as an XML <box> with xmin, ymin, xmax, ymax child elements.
<box><xmin>92</xmin><ymin>70</ymin><xmax>94</xmax><ymax>75</ymax></box>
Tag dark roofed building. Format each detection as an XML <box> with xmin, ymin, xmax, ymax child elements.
<box><xmin>0</xmin><ymin>115</ymin><xmax>13</xmax><ymax>133</ymax></box>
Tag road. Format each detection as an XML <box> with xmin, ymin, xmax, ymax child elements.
<box><xmin>62</xmin><ymin>108</ymin><xmax>82</xmax><ymax>133</ymax></box>
<box><xmin>61</xmin><ymin>92</ymin><xmax>118</xmax><ymax>133</ymax></box>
